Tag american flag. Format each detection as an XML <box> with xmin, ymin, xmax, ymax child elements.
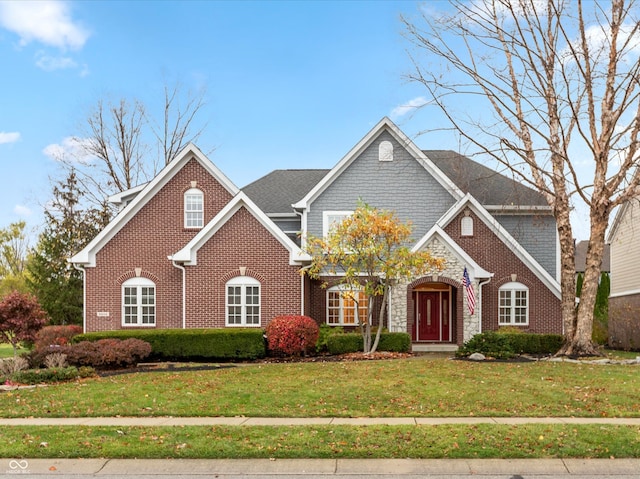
<box><xmin>462</xmin><ymin>267</ymin><xmax>476</xmax><ymax>315</ymax></box>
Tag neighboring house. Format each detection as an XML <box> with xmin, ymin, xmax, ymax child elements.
<box><xmin>72</xmin><ymin>118</ymin><xmax>562</xmax><ymax>349</ymax></box>
<box><xmin>574</xmin><ymin>240</ymin><xmax>610</xmax><ymax>275</ymax></box>
<box><xmin>607</xmin><ymin>199</ymin><xmax>640</xmax><ymax>349</ymax></box>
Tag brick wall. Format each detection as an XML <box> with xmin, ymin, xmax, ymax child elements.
<box><xmin>184</xmin><ymin>207</ymin><xmax>302</xmax><ymax>327</ymax></box>
<box><xmin>444</xmin><ymin>210</ymin><xmax>562</xmax><ymax>334</ymax></box>
<box><xmin>85</xmin><ymin>157</ymin><xmax>234</xmax><ymax>332</ymax></box>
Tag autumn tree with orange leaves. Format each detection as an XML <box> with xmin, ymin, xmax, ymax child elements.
<box><xmin>304</xmin><ymin>202</ymin><xmax>444</xmax><ymax>354</ymax></box>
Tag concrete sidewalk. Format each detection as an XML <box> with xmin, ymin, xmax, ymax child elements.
<box><xmin>3</xmin><ymin>457</ymin><xmax>640</xmax><ymax>476</ymax></box>
<box><xmin>1</xmin><ymin>416</ymin><xmax>640</xmax><ymax>426</ymax></box>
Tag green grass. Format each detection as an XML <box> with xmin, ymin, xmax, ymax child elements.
<box><xmin>3</xmin><ymin>358</ymin><xmax>640</xmax><ymax>459</ymax></box>
<box><xmin>1</xmin><ymin>424</ymin><xmax>639</xmax><ymax>459</ymax></box>
<box><xmin>0</xmin><ymin>343</ymin><xmax>27</xmax><ymax>359</ymax></box>
<box><xmin>2</xmin><ymin>359</ymin><xmax>640</xmax><ymax>418</ymax></box>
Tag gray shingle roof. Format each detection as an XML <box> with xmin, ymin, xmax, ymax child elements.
<box><xmin>243</xmin><ymin>151</ymin><xmax>548</xmax><ymax>214</ymax></box>
<box><xmin>243</xmin><ymin>169</ymin><xmax>330</xmax><ymax>214</ymax></box>
<box><xmin>424</xmin><ymin>150</ymin><xmax>548</xmax><ymax>206</ymax></box>
<box><xmin>574</xmin><ymin>240</ymin><xmax>610</xmax><ymax>273</ymax></box>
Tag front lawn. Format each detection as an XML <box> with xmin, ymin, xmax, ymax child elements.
<box><xmin>3</xmin><ymin>358</ymin><xmax>640</xmax><ymax>460</ymax></box>
<box><xmin>2</xmin><ymin>358</ymin><xmax>639</xmax><ymax>418</ymax></box>
<box><xmin>0</xmin><ymin>343</ymin><xmax>27</xmax><ymax>359</ymax></box>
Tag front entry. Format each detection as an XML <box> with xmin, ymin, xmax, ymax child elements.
<box><xmin>412</xmin><ymin>289</ymin><xmax>451</xmax><ymax>342</ymax></box>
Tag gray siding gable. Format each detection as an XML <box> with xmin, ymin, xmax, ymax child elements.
<box><xmin>494</xmin><ymin>213</ymin><xmax>557</xmax><ymax>277</ymax></box>
<box><xmin>306</xmin><ymin>131</ymin><xmax>457</xmax><ymax>239</ymax></box>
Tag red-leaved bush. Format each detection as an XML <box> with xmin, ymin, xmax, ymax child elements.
<box><xmin>266</xmin><ymin>315</ymin><xmax>319</xmax><ymax>357</ymax></box>
<box><xmin>60</xmin><ymin>338</ymin><xmax>152</xmax><ymax>369</ymax></box>
<box><xmin>35</xmin><ymin>325</ymin><xmax>83</xmax><ymax>350</ymax></box>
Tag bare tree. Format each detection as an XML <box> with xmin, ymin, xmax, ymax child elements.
<box><xmin>152</xmin><ymin>82</ymin><xmax>208</xmax><ymax>166</ymax></box>
<box><xmin>403</xmin><ymin>0</ymin><xmax>640</xmax><ymax>356</ymax></box>
<box><xmin>54</xmin><ymin>82</ymin><xmax>209</xmax><ymax>214</ymax></box>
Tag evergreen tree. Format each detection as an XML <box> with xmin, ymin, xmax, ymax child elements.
<box><xmin>27</xmin><ymin>171</ymin><xmax>110</xmax><ymax>325</ymax></box>
<box><xmin>576</xmin><ymin>273</ymin><xmax>584</xmax><ymax>298</ymax></box>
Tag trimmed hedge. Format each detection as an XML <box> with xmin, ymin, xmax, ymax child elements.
<box><xmin>73</xmin><ymin>328</ymin><xmax>266</xmax><ymax>361</ymax></box>
<box><xmin>457</xmin><ymin>331</ymin><xmax>563</xmax><ymax>359</ymax></box>
<box><xmin>11</xmin><ymin>366</ymin><xmax>96</xmax><ymax>385</ymax></box>
<box><xmin>327</xmin><ymin>332</ymin><xmax>411</xmax><ymax>355</ymax></box>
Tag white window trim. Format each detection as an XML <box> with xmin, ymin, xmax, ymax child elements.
<box><xmin>122</xmin><ymin>277</ymin><xmax>156</xmax><ymax>327</ymax></box>
<box><xmin>322</xmin><ymin>211</ymin><xmax>353</xmax><ymax>238</ymax></box>
<box><xmin>225</xmin><ymin>276</ymin><xmax>261</xmax><ymax>327</ymax></box>
<box><xmin>326</xmin><ymin>285</ymin><xmax>368</xmax><ymax>326</ymax></box>
<box><xmin>498</xmin><ymin>281</ymin><xmax>529</xmax><ymax>326</ymax></box>
<box><xmin>184</xmin><ymin>188</ymin><xmax>204</xmax><ymax>229</ymax></box>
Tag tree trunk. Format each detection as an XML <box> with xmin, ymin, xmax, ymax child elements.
<box><xmin>558</xmin><ymin>212</ymin><xmax>607</xmax><ymax>357</ymax></box>
<box><xmin>369</xmin><ymin>285</ymin><xmax>389</xmax><ymax>354</ymax></box>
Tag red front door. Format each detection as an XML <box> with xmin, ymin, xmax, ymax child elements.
<box><xmin>413</xmin><ymin>290</ymin><xmax>451</xmax><ymax>342</ymax></box>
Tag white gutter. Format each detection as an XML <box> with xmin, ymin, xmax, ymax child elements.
<box><xmin>477</xmin><ymin>277</ymin><xmax>493</xmax><ymax>334</ymax></box>
<box><xmin>72</xmin><ymin>263</ymin><xmax>86</xmax><ymax>333</ymax></box>
<box><xmin>170</xmin><ymin>257</ymin><xmax>187</xmax><ymax>329</ymax></box>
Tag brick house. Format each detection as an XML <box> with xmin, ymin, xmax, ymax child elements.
<box><xmin>71</xmin><ymin>118</ymin><xmax>562</xmax><ymax>349</ymax></box>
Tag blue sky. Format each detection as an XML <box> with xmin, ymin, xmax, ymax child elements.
<box><xmin>1</xmin><ymin>0</ymin><xmax>595</xmax><ymax>242</ymax></box>
<box><xmin>1</xmin><ymin>0</ymin><xmax>457</xmax><ymax>236</ymax></box>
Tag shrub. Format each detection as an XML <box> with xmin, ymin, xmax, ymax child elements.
<box><xmin>316</xmin><ymin>324</ymin><xmax>344</xmax><ymax>353</ymax></box>
<box><xmin>327</xmin><ymin>332</ymin><xmax>411</xmax><ymax>355</ymax></box>
<box><xmin>266</xmin><ymin>315</ymin><xmax>319</xmax><ymax>356</ymax></box>
<box><xmin>44</xmin><ymin>352</ymin><xmax>68</xmax><ymax>368</ymax></box>
<box><xmin>11</xmin><ymin>366</ymin><xmax>96</xmax><ymax>385</ymax></box>
<box><xmin>61</xmin><ymin>338</ymin><xmax>151</xmax><ymax>369</ymax></box>
<box><xmin>35</xmin><ymin>325</ymin><xmax>83</xmax><ymax>350</ymax></box>
<box><xmin>457</xmin><ymin>331</ymin><xmax>563</xmax><ymax>359</ymax></box>
<box><xmin>0</xmin><ymin>357</ymin><xmax>29</xmax><ymax>377</ymax></box>
<box><xmin>457</xmin><ymin>331</ymin><xmax>515</xmax><ymax>359</ymax></box>
<box><xmin>73</xmin><ymin>328</ymin><xmax>266</xmax><ymax>361</ymax></box>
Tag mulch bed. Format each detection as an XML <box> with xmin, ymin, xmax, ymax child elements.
<box><xmin>98</xmin><ymin>351</ymin><xmax>415</xmax><ymax>376</ymax></box>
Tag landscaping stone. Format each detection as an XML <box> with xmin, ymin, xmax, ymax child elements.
<box><xmin>468</xmin><ymin>352</ymin><xmax>486</xmax><ymax>361</ymax></box>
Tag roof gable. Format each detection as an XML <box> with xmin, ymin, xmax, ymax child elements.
<box><xmin>293</xmin><ymin>117</ymin><xmax>465</xmax><ymax>210</ymax></box>
<box><xmin>435</xmin><ymin>194</ymin><xmax>561</xmax><ymax>299</ymax></box>
<box><xmin>413</xmin><ymin>225</ymin><xmax>492</xmax><ymax>280</ymax></box>
<box><xmin>71</xmin><ymin>144</ymin><xmax>239</xmax><ymax>266</ymax></box>
<box><xmin>171</xmin><ymin>192</ymin><xmax>310</xmax><ymax>266</ymax></box>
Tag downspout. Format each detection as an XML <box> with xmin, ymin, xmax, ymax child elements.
<box><xmin>477</xmin><ymin>277</ymin><xmax>493</xmax><ymax>334</ymax></box>
<box><xmin>170</xmin><ymin>258</ymin><xmax>186</xmax><ymax>329</ymax></box>
<box><xmin>299</xmin><ymin>264</ymin><xmax>312</xmax><ymax>316</ymax></box>
<box><xmin>72</xmin><ymin>263</ymin><xmax>86</xmax><ymax>333</ymax></box>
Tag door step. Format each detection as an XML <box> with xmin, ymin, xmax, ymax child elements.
<box><xmin>412</xmin><ymin>343</ymin><xmax>459</xmax><ymax>353</ymax></box>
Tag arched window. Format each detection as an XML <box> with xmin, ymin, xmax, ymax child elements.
<box><xmin>498</xmin><ymin>282</ymin><xmax>529</xmax><ymax>325</ymax></box>
<box><xmin>226</xmin><ymin>276</ymin><xmax>261</xmax><ymax>326</ymax></box>
<box><xmin>122</xmin><ymin>277</ymin><xmax>156</xmax><ymax>326</ymax></box>
<box><xmin>461</xmin><ymin>216</ymin><xmax>474</xmax><ymax>236</ymax></box>
<box><xmin>326</xmin><ymin>285</ymin><xmax>368</xmax><ymax>326</ymax></box>
<box><xmin>184</xmin><ymin>188</ymin><xmax>203</xmax><ymax>229</ymax></box>
<box><xmin>379</xmin><ymin>140</ymin><xmax>393</xmax><ymax>162</ymax></box>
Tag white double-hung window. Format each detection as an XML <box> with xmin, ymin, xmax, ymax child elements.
<box><xmin>184</xmin><ymin>188</ymin><xmax>204</xmax><ymax>229</ymax></box>
<box><xmin>122</xmin><ymin>277</ymin><xmax>156</xmax><ymax>326</ymax></box>
<box><xmin>498</xmin><ymin>282</ymin><xmax>529</xmax><ymax>325</ymax></box>
<box><xmin>322</xmin><ymin>211</ymin><xmax>352</xmax><ymax>238</ymax></box>
<box><xmin>327</xmin><ymin>286</ymin><xmax>368</xmax><ymax>326</ymax></box>
<box><xmin>226</xmin><ymin>276</ymin><xmax>261</xmax><ymax>326</ymax></box>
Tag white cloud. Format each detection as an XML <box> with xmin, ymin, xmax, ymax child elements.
<box><xmin>13</xmin><ymin>204</ymin><xmax>32</xmax><ymax>217</ymax></box>
<box><xmin>35</xmin><ymin>51</ymin><xmax>77</xmax><ymax>71</ymax></box>
<box><xmin>390</xmin><ymin>97</ymin><xmax>431</xmax><ymax>120</ymax></box>
<box><xmin>0</xmin><ymin>131</ymin><xmax>20</xmax><ymax>144</ymax></box>
<box><xmin>0</xmin><ymin>0</ymin><xmax>90</xmax><ymax>50</ymax></box>
<box><xmin>43</xmin><ymin>136</ymin><xmax>95</xmax><ymax>164</ymax></box>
